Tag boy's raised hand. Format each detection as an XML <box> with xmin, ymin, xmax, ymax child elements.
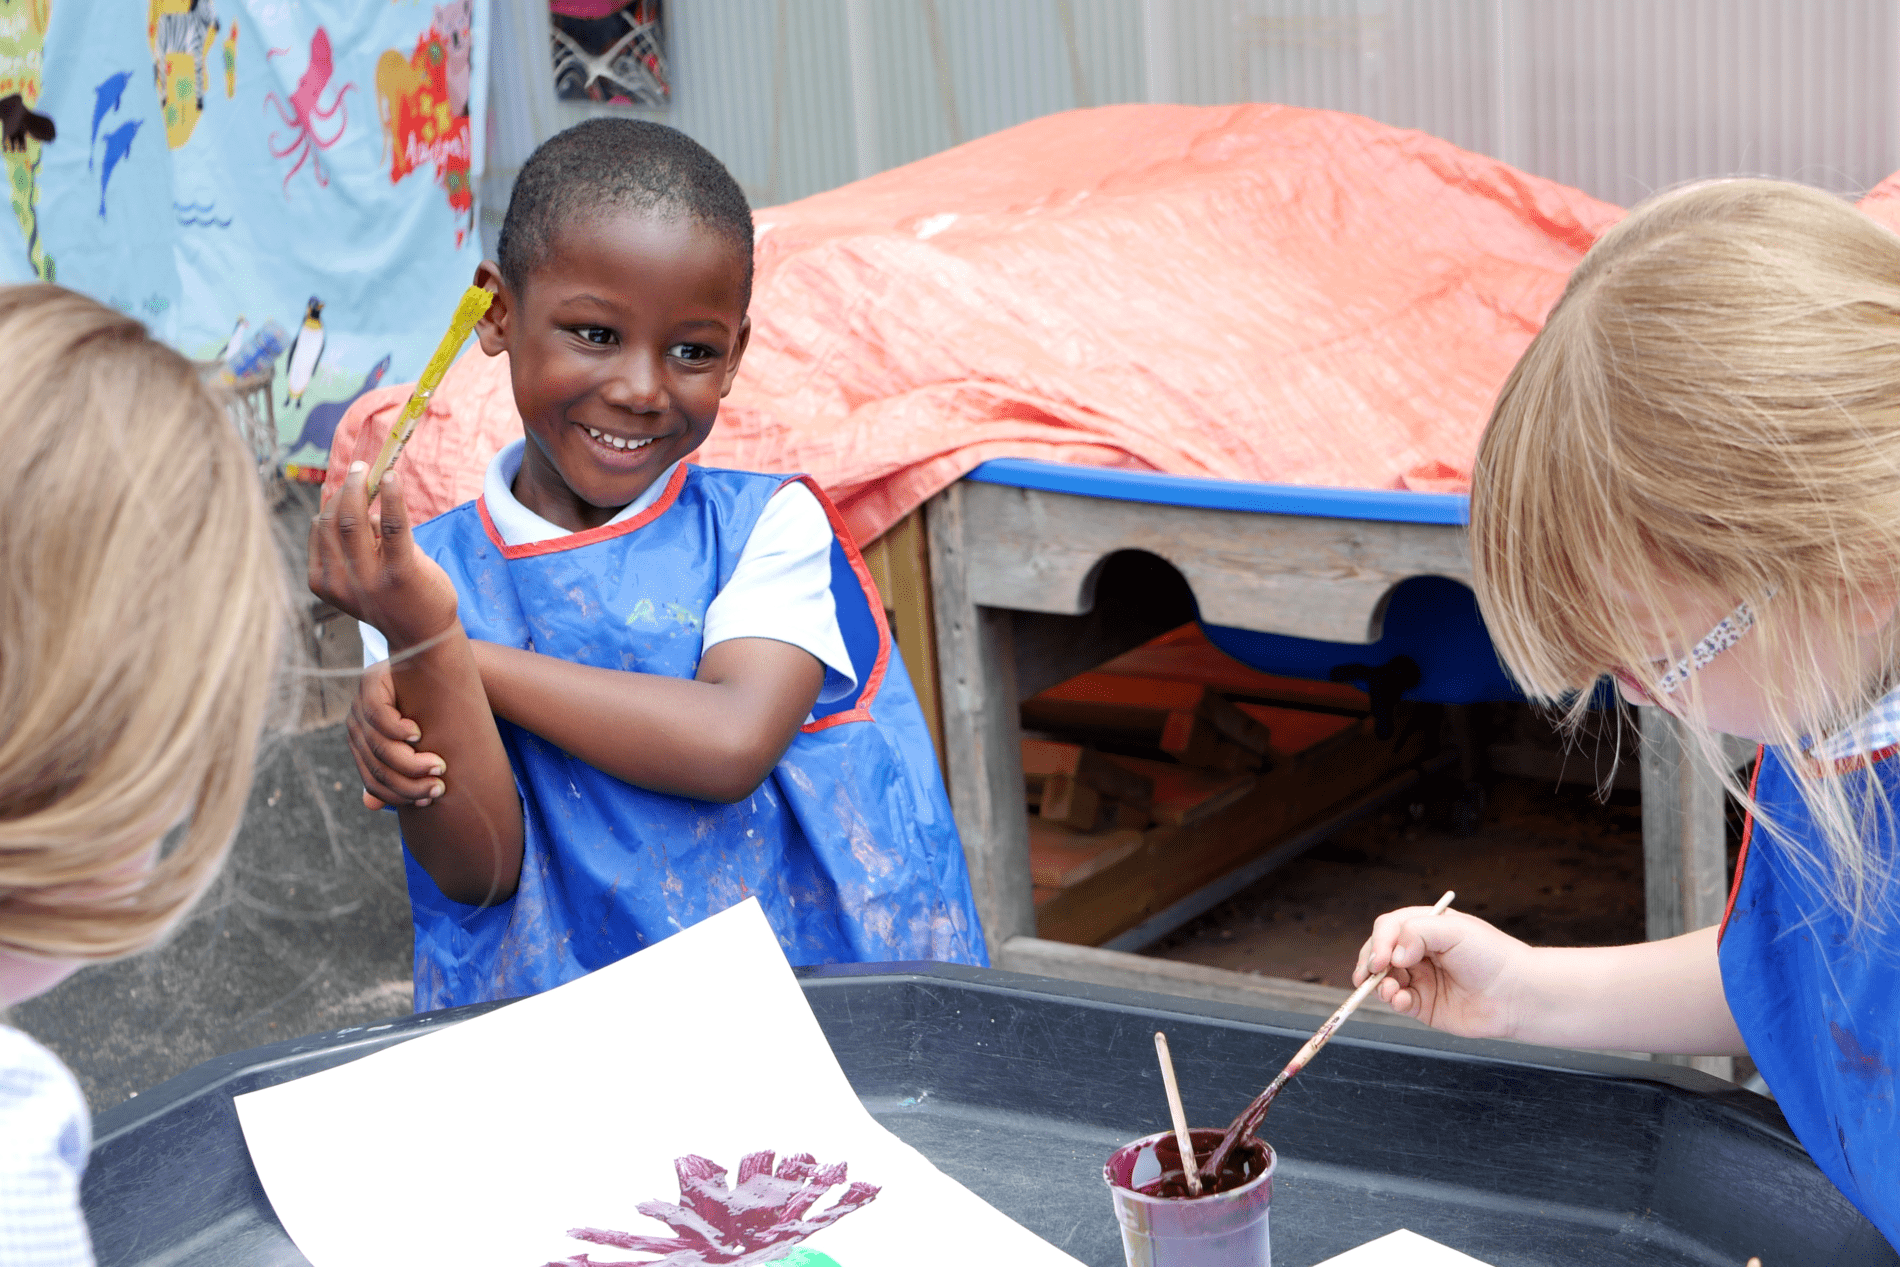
<box><xmin>1353</xmin><ymin>905</ymin><xmax>1528</xmax><ymax>1040</ymax></box>
<box><xmin>308</xmin><ymin>463</ymin><xmax>459</xmax><ymax>654</ymax></box>
<box><xmin>311</xmin><ymin>464</ymin><xmax>525</xmax><ymax>905</ymax></box>
<box><xmin>346</xmin><ymin>660</ymin><xmax>447</xmax><ymax>810</ymax></box>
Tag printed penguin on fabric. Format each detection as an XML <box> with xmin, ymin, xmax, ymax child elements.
<box><xmin>284</xmin><ymin>296</ymin><xmax>325</xmax><ymax>407</ymax></box>
<box><xmin>0</xmin><ymin>2</ymin><xmax>486</xmax><ymax>470</ymax></box>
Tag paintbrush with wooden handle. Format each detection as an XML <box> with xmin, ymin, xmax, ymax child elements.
<box><xmin>1197</xmin><ymin>890</ymin><xmax>1457</xmax><ymax>1184</ymax></box>
<box><xmin>1153</xmin><ymin>1031</ymin><xmax>1202</xmax><ymax>1197</ymax></box>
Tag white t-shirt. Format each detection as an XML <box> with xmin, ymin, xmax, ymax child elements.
<box><xmin>360</xmin><ymin>442</ymin><xmax>857</xmax><ymax>704</ymax></box>
<box><xmin>0</xmin><ymin>1027</ymin><xmax>93</xmax><ymax>1267</ymax></box>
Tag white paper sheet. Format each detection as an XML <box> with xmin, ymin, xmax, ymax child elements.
<box><xmin>1314</xmin><ymin>1229</ymin><xmax>1498</xmax><ymax>1266</ymax></box>
<box><xmin>236</xmin><ymin>899</ymin><xmax>1083</xmax><ymax>1267</ymax></box>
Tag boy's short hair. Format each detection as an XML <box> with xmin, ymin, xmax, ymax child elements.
<box><xmin>498</xmin><ymin>118</ymin><xmax>754</xmax><ymax>305</ymax></box>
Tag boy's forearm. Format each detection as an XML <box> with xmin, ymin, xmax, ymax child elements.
<box><xmin>1508</xmin><ymin>926</ymin><xmax>1747</xmax><ymax>1056</ymax></box>
<box><xmin>388</xmin><ymin>623</ymin><xmax>525</xmax><ymax>904</ymax></box>
<box><xmin>467</xmin><ymin>641</ymin><xmax>796</xmax><ymax>803</ymax></box>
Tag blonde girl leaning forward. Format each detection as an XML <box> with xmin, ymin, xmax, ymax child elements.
<box><xmin>1355</xmin><ymin>179</ymin><xmax>1900</xmax><ymax>1248</ymax></box>
<box><xmin>0</xmin><ymin>285</ymin><xmax>287</xmax><ymax>1264</ymax></box>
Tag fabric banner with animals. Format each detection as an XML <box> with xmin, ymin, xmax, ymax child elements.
<box><xmin>0</xmin><ymin>0</ymin><xmax>488</xmax><ymax>472</ymax></box>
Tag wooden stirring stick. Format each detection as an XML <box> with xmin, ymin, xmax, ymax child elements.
<box><xmin>1153</xmin><ymin>1032</ymin><xmax>1202</xmax><ymax>1197</ymax></box>
<box><xmin>1198</xmin><ymin>890</ymin><xmax>1457</xmax><ymax>1184</ymax></box>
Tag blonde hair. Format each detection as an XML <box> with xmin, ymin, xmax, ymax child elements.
<box><xmin>1473</xmin><ymin>178</ymin><xmax>1900</xmax><ymax>928</ymax></box>
<box><xmin>0</xmin><ymin>284</ymin><xmax>288</xmax><ymax>961</ymax></box>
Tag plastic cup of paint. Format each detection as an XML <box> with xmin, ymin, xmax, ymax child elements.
<box><xmin>1103</xmin><ymin>1127</ymin><xmax>1276</xmax><ymax>1267</ymax></box>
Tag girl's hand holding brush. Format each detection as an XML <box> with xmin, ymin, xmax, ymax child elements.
<box><xmin>1355</xmin><ymin>903</ymin><xmax>1747</xmax><ymax>1057</ymax></box>
<box><xmin>1353</xmin><ymin>901</ymin><xmax>1529</xmax><ymax>1040</ymax></box>
<box><xmin>1197</xmin><ymin>892</ymin><xmax>1459</xmax><ymax>1184</ymax></box>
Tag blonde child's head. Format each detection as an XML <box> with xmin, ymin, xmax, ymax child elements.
<box><xmin>0</xmin><ymin>284</ymin><xmax>287</xmax><ymax>991</ymax></box>
<box><xmin>1472</xmin><ymin>178</ymin><xmax>1900</xmax><ymax>924</ymax></box>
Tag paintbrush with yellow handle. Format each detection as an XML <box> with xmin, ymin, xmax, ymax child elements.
<box><xmin>365</xmin><ymin>285</ymin><xmax>494</xmax><ymax>501</ymax></box>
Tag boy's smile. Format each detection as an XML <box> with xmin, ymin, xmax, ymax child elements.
<box><xmin>474</xmin><ymin>210</ymin><xmax>751</xmax><ymax>533</ymax></box>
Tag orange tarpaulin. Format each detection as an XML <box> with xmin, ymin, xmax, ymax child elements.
<box><xmin>1856</xmin><ymin>167</ymin><xmax>1900</xmax><ymax>236</ymax></box>
<box><xmin>330</xmin><ymin>102</ymin><xmax>1797</xmax><ymax>541</ymax></box>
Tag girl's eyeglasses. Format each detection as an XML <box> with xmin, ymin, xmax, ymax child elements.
<box><xmin>1615</xmin><ymin>595</ymin><xmax>1766</xmax><ymax>701</ymax></box>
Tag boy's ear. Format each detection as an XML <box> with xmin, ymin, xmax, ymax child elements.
<box><xmin>718</xmin><ymin>315</ymin><xmax>752</xmax><ymax>398</ymax></box>
<box><xmin>472</xmin><ymin>260</ymin><xmax>510</xmax><ymax>357</ymax></box>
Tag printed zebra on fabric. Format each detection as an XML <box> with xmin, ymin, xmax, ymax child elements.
<box><xmin>154</xmin><ymin>0</ymin><xmax>222</xmax><ymax>110</ymax></box>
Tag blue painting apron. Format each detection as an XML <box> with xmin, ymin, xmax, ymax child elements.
<box><xmin>403</xmin><ymin>463</ymin><xmax>988</xmax><ymax>1010</ymax></box>
<box><xmin>1720</xmin><ymin>743</ymin><xmax>1900</xmax><ymax>1248</ymax></box>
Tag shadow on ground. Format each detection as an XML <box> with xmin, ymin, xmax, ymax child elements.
<box><xmin>10</xmin><ymin>723</ymin><xmax>413</xmax><ymax>1113</ymax></box>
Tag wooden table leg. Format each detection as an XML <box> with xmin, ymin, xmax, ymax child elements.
<box><xmin>927</xmin><ymin>485</ymin><xmax>1036</xmax><ymax>959</ymax></box>
<box><xmin>1638</xmin><ymin>704</ymin><xmax>1735</xmax><ymax>1081</ymax></box>
<box><xmin>859</xmin><ymin>509</ymin><xmax>947</xmax><ymax>779</ymax></box>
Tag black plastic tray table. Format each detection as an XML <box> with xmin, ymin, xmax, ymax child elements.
<box><xmin>82</xmin><ymin>963</ymin><xmax>1895</xmax><ymax>1266</ymax></box>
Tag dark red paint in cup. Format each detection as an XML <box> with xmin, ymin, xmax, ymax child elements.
<box><xmin>1103</xmin><ymin>1127</ymin><xmax>1276</xmax><ymax>1266</ymax></box>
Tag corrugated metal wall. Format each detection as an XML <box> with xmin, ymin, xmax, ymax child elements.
<box><xmin>1505</xmin><ymin>1</ymin><xmax>1898</xmax><ymax>204</ymax></box>
<box><xmin>484</xmin><ymin>0</ymin><xmax>1900</xmax><ymax>240</ymax></box>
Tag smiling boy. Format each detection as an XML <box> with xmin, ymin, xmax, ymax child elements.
<box><xmin>310</xmin><ymin>120</ymin><xmax>987</xmax><ymax>1009</ymax></box>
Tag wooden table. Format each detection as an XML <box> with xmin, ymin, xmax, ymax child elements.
<box><xmin>914</xmin><ymin>461</ymin><xmax>1736</xmax><ymax>1074</ymax></box>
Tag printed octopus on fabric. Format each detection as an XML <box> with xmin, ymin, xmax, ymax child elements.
<box><xmin>264</xmin><ymin>27</ymin><xmax>354</xmax><ymax>193</ymax></box>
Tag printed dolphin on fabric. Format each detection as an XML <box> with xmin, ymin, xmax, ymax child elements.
<box><xmin>89</xmin><ymin>71</ymin><xmax>131</xmax><ymax>167</ymax></box>
<box><xmin>98</xmin><ymin>120</ymin><xmax>141</xmax><ymax>216</ymax></box>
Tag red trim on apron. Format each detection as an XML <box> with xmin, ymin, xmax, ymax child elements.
<box><xmin>787</xmin><ymin>474</ymin><xmax>892</xmax><ymax>733</ymax></box>
<box><xmin>1717</xmin><ymin>742</ymin><xmax>1900</xmax><ymax>942</ymax></box>
<box><xmin>477</xmin><ymin>461</ymin><xmax>689</xmax><ymax>559</ymax></box>
<box><xmin>1718</xmin><ymin>744</ymin><xmax>1767</xmax><ymax>944</ymax></box>
<box><xmin>1806</xmin><ymin>742</ymin><xmax>1900</xmax><ymax>776</ymax></box>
